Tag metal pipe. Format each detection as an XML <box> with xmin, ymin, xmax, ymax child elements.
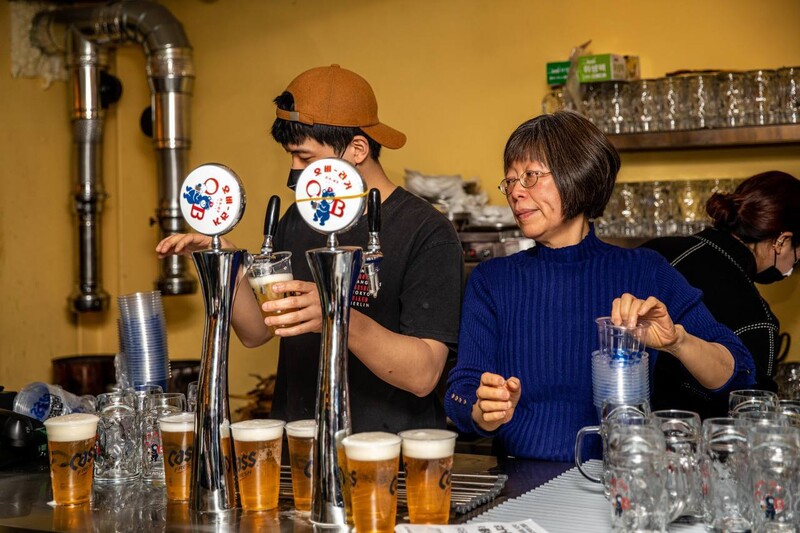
<box><xmin>31</xmin><ymin>0</ymin><xmax>196</xmax><ymax>308</ymax></box>
<box><xmin>67</xmin><ymin>29</ymin><xmax>110</xmax><ymax>313</ymax></box>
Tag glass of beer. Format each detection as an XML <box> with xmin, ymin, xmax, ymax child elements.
<box><xmin>43</xmin><ymin>413</ymin><xmax>100</xmax><ymax>506</ymax></box>
<box><xmin>230</xmin><ymin>418</ymin><xmax>286</xmax><ymax>511</ymax></box>
<box><xmin>246</xmin><ymin>252</ymin><xmax>295</xmax><ymax>335</ymax></box>
<box><xmin>159</xmin><ymin>412</ymin><xmax>194</xmax><ymax>501</ymax></box>
<box><xmin>342</xmin><ymin>432</ymin><xmax>402</xmax><ymax>533</ymax></box>
<box><xmin>399</xmin><ymin>429</ymin><xmax>457</xmax><ymax>524</ymax></box>
<box><xmin>285</xmin><ymin>419</ymin><xmax>315</xmax><ymax>512</ymax></box>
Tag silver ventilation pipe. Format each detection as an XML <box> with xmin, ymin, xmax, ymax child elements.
<box><xmin>32</xmin><ymin>0</ymin><xmax>196</xmax><ymax>310</ymax></box>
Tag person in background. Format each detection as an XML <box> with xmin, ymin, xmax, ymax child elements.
<box><xmin>157</xmin><ymin>65</ymin><xmax>464</xmax><ymax>434</ymax></box>
<box><xmin>643</xmin><ymin>171</ymin><xmax>800</xmax><ymax>419</ymax></box>
<box><xmin>444</xmin><ymin>111</ymin><xmax>755</xmax><ymax>462</ymax></box>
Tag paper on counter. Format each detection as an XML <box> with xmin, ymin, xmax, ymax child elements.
<box><xmin>395</xmin><ymin>519</ymin><xmax>549</xmax><ymax>533</ymax></box>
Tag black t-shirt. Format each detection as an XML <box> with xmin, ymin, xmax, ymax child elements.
<box><xmin>270</xmin><ymin>187</ymin><xmax>464</xmax><ymax>433</ymax></box>
<box><xmin>642</xmin><ymin>228</ymin><xmax>779</xmax><ymax>419</ymax></box>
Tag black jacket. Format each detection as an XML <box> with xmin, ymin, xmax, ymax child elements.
<box><xmin>642</xmin><ymin>228</ymin><xmax>778</xmax><ymax>419</ymax></box>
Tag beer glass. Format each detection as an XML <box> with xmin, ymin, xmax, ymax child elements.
<box><xmin>159</xmin><ymin>412</ymin><xmax>194</xmax><ymax>501</ymax></box>
<box><xmin>343</xmin><ymin>432</ymin><xmax>402</xmax><ymax>533</ymax></box>
<box><xmin>285</xmin><ymin>419</ymin><xmax>315</xmax><ymax>512</ymax></box>
<box><xmin>398</xmin><ymin>429</ymin><xmax>457</xmax><ymax>524</ymax></box>
<box><xmin>95</xmin><ymin>391</ymin><xmax>140</xmax><ymax>483</ymax></box>
<box><xmin>652</xmin><ymin>410</ymin><xmax>701</xmax><ymax>520</ymax></box>
<box><xmin>746</xmin><ymin>425</ymin><xmax>800</xmax><ymax>531</ymax></box>
<box><xmin>701</xmin><ymin>417</ymin><xmax>752</xmax><ymax>532</ymax></box>
<box><xmin>246</xmin><ymin>252</ymin><xmax>295</xmax><ymax>335</ymax></box>
<box><xmin>43</xmin><ymin>413</ymin><xmax>100</xmax><ymax>505</ymax></box>
<box><xmin>606</xmin><ymin>424</ymin><xmax>668</xmax><ymax>532</ymax></box>
<box><xmin>230</xmin><ymin>418</ymin><xmax>286</xmax><ymax>511</ymax></box>
<box><xmin>728</xmin><ymin>389</ymin><xmax>779</xmax><ymax>417</ymax></box>
<box><xmin>142</xmin><ymin>392</ymin><xmax>186</xmax><ymax>482</ymax></box>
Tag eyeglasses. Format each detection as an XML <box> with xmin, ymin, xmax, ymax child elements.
<box><xmin>497</xmin><ymin>170</ymin><xmax>552</xmax><ymax>195</ymax></box>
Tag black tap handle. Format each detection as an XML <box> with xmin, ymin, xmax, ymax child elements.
<box><xmin>264</xmin><ymin>195</ymin><xmax>281</xmax><ymax>238</ymax></box>
<box><xmin>368</xmin><ymin>188</ymin><xmax>381</xmax><ymax>233</ymax></box>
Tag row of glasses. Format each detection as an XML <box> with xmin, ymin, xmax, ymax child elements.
<box><xmin>595</xmin><ymin>178</ymin><xmax>742</xmax><ymax>239</ymax></box>
<box><xmin>574</xmin><ymin>400</ymin><xmax>703</xmax><ymax>531</ymax></box>
<box><xmin>576</xmin><ymin>67</ymin><xmax>800</xmax><ymax>133</ymax></box>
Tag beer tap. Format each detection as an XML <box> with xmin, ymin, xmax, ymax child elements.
<box><xmin>177</xmin><ymin>163</ymin><xmax>247</xmax><ymax>514</ymax></box>
<box><xmin>260</xmin><ymin>195</ymin><xmax>280</xmax><ymax>257</ymax></box>
<box><xmin>293</xmin><ymin>158</ymin><xmax>369</xmax><ymax>528</ymax></box>
<box><xmin>363</xmin><ymin>189</ymin><xmax>382</xmax><ymax>298</ymax></box>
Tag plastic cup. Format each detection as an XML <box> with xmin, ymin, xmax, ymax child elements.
<box><xmin>44</xmin><ymin>413</ymin><xmax>100</xmax><ymax>506</ymax></box>
<box><xmin>13</xmin><ymin>382</ymin><xmax>96</xmax><ymax>422</ymax></box>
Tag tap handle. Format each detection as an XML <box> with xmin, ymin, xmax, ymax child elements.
<box><xmin>368</xmin><ymin>188</ymin><xmax>381</xmax><ymax>234</ymax></box>
<box><xmin>264</xmin><ymin>195</ymin><xmax>281</xmax><ymax>238</ymax></box>
<box><xmin>260</xmin><ymin>195</ymin><xmax>280</xmax><ymax>255</ymax></box>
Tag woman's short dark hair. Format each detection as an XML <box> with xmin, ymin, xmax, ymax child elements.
<box><xmin>271</xmin><ymin>92</ymin><xmax>382</xmax><ymax>161</ymax></box>
<box><xmin>503</xmin><ymin>111</ymin><xmax>620</xmax><ymax>220</ymax></box>
<box><xmin>707</xmin><ymin>170</ymin><xmax>800</xmax><ymax>246</ymax></box>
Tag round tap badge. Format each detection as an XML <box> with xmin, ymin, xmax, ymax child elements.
<box><xmin>179</xmin><ymin>163</ymin><xmax>246</xmax><ymax>236</ymax></box>
<box><xmin>295</xmin><ymin>158</ymin><xmax>367</xmax><ymax>235</ymax></box>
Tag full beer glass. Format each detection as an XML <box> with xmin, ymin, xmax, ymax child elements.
<box><xmin>399</xmin><ymin>429</ymin><xmax>457</xmax><ymax>524</ymax></box>
<box><xmin>285</xmin><ymin>419</ymin><xmax>315</xmax><ymax>512</ymax></box>
<box><xmin>343</xmin><ymin>432</ymin><xmax>401</xmax><ymax>533</ymax></box>
<box><xmin>246</xmin><ymin>252</ymin><xmax>296</xmax><ymax>335</ymax></box>
<box><xmin>230</xmin><ymin>419</ymin><xmax>286</xmax><ymax>511</ymax></box>
<box><xmin>43</xmin><ymin>413</ymin><xmax>100</xmax><ymax>505</ymax></box>
<box><xmin>159</xmin><ymin>412</ymin><xmax>194</xmax><ymax>501</ymax></box>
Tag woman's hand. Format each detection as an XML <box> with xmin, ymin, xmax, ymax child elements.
<box><xmin>611</xmin><ymin>293</ymin><xmax>685</xmax><ymax>352</ymax></box>
<box><xmin>471</xmin><ymin>372</ymin><xmax>522</xmax><ymax>432</ymax></box>
<box><xmin>261</xmin><ymin>280</ymin><xmax>323</xmax><ymax>336</ymax></box>
<box><xmin>156</xmin><ymin>233</ymin><xmax>219</xmax><ymax>258</ymax></box>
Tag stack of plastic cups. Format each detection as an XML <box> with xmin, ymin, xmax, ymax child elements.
<box><xmin>118</xmin><ymin>291</ymin><xmax>170</xmax><ymax>392</ymax></box>
<box><xmin>592</xmin><ymin>318</ymin><xmax>651</xmax><ymax>418</ymax></box>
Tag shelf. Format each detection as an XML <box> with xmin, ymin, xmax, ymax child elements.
<box><xmin>608</xmin><ymin>124</ymin><xmax>800</xmax><ymax>152</ymax></box>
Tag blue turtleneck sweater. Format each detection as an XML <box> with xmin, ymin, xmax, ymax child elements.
<box><xmin>445</xmin><ymin>228</ymin><xmax>755</xmax><ymax>461</ymax></box>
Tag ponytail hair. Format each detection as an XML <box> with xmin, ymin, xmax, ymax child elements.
<box><xmin>706</xmin><ymin>171</ymin><xmax>800</xmax><ymax>246</ymax></box>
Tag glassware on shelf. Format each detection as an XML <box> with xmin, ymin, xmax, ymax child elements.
<box><xmin>717</xmin><ymin>71</ymin><xmax>750</xmax><ymax>128</ymax></box>
<box><xmin>631</xmin><ymin>79</ymin><xmax>661</xmax><ymax>133</ymax></box>
<box><xmin>776</xmin><ymin>66</ymin><xmax>800</xmax><ymax>124</ymax></box>
<box><xmin>746</xmin><ymin>69</ymin><xmax>779</xmax><ymax>126</ymax></box>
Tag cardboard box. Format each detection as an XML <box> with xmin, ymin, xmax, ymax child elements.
<box><xmin>546</xmin><ymin>61</ymin><xmax>571</xmax><ymax>86</ymax></box>
<box><xmin>577</xmin><ymin>54</ymin><xmax>640</xmax><ymax>83</ymax></box>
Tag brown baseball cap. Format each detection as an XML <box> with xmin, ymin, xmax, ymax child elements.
<box><xmin>275</xmin><ymin>64</ymin><xmax>406</xmax><ymax>149</ymax></box>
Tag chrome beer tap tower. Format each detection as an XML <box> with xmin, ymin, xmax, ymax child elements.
<box><xmin>294</xmin><ymin>158</ymin><xmax>381</xmax><ymax>528</ymax></box>
<box><xmin>177</xmin><ymin>163</ymin><xmax>247</xmax><ymax>513</ymax></box>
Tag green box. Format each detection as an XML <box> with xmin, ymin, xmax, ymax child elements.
<box><xmin>577</xmin><ymin>54</ymin><xmax>629</xmax><ymax>83</ymax></box>
<box><xmin>546</xmin><ymin>61</ymin><xmax>571</xmax><ymax>86</ymax></box>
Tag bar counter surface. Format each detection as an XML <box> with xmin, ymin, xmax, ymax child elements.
<box><xmin>0</xmin><ymin>453</ymin><xmax>572</xmax><ymax>532</ymax></box>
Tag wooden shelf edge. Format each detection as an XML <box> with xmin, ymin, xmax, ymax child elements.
<box><xmin>608</xmin><ymin>124</ymin><xmax>800</xmax><ymax>151</ymax></box>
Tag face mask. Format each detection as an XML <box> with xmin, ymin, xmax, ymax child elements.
<box><xmin>754</xmin><ymin>245</ymin><xmax>797</xmax><ymax>284</ymax></box>
<box><xmin>286</xmin><ymin>168</ymin><xmax>304</xmax><ymax>190</ymax></box>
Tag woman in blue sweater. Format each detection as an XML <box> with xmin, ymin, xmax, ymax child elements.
<box><xmin>444</xmin><ymin>111</ymin><xmax>755</xmax><ymax>461</ymax></box>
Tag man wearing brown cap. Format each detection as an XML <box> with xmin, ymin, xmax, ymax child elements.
<box><xmin>158</xmin><ymin>65</ymin><xmax>463</xmax><ymax>433</ymax></box>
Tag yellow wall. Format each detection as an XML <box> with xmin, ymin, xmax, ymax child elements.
<box><xmin>2</xmin><ymin>0</ymin><xmax>799</xmax><ymax>402</ymax></box>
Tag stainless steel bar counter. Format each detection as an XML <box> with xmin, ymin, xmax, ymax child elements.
<box><xmin>0</xmin><ymin>454</ymin><xmax>573</xmax><ymax>532</ymax></box>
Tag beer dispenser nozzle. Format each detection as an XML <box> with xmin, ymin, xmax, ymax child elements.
<box><xmin>177</xmin><ymin>163</ymin><xmax>247</xmax><ymax>514</ymax></box>
<box><xmin>363</xmin><ymin>188</ymin><xmax>382</xmax><ymax>298</ymax></box>
<box><xmin>293</xmin><ymin>158</ymin><xmax>370</xmax><ymax>529</ymax></box>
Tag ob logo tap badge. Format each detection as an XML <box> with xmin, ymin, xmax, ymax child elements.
<box><xmin>180</xmin><ymin>164</ymin><xmax>246</xmax><ymax>236</ymax></box>
<box><xmin>295</xmin><ymin>158</ymin><xmax>366</xmax><ymax>235</ymax></box>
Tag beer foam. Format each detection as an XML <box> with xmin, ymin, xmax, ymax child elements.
<box><xmin>230</xmin><ymin>419</ymin><xmax>285</xmax><ymax>442</ymax></box>
<box><xmin>342</xmin><ymin>432</ymin><xmax>401</xmax><ymax>461</ymax></box>
<box><xmin>285</xmin><ymin>419</ymin><xmax>316</xmax><ymax>438</ymax></box>
<box><xmin>398</xmin><ymin>429</ymin><xmax>457</xmax><ymax>459</ymax></box>
<box><xmin>43</xmin><ymin>413</ymin><xmax>100</xmax><ymax>442</ymax></box>
<box><xmin>247</xmin><ymin>272</ymin><xmax>293</xmax><ymax>290</ymax></box>
<box><xmin>159</xmin><ymin>412</ymin><xmax>195</xmax><ymax>433</ymax></box>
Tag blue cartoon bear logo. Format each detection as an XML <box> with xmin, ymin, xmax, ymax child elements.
<box><xmin>183</xmin><ymin>184</ymin><xmax>213</xmax><ymax>210</ymax></box>
<box><xmin>311</xmin><ymin>187</ymin><xmax>336</xmax><ymax>226</ymax></box>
